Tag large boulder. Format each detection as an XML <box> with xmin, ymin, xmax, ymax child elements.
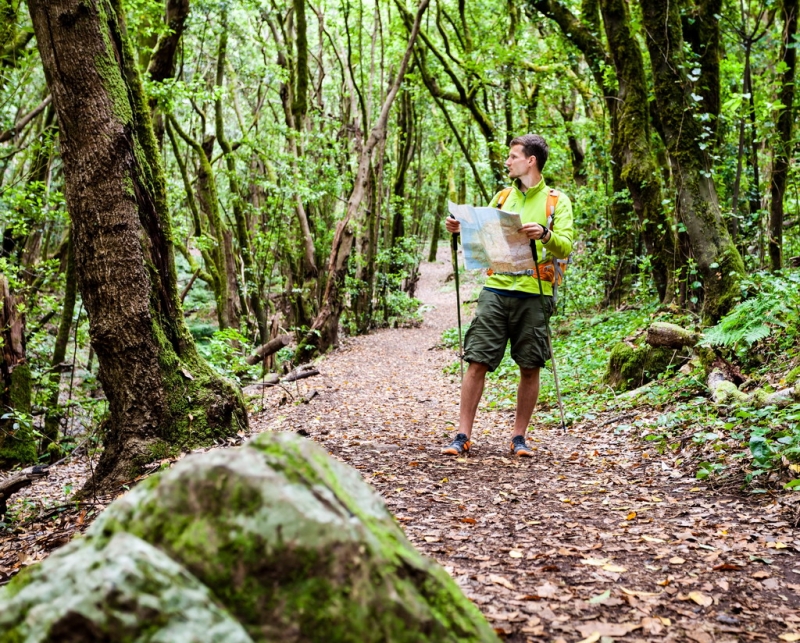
<box><xmin>0</xmin><ymin>532</ymin><xmax>252</xmax><ymax>642</ymax></box>
<box><xmin>1</xmin><ymin>433</ymin><xmax>497</xmax><ymax>643</ymax></box>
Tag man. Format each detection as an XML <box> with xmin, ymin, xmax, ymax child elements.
<box><xmin>442</xmin><ymin>134</ymin><xmax>574</xmax><ymax>457</ymax></box>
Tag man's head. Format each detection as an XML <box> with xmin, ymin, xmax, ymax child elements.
<box><xmin>506</xmin><ymin>134</ymin><xmax>549</xmax><ymax>181</ymax></box>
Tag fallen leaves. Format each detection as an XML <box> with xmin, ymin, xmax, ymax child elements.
<box><xmin>687</xmin><ymin>591</ymin><xmax>713</xmax><ymax>607</ymax></box>
<box><xmin>574</xmin><ymin>621</ymin><xmax>640</xmax><ymax>637</ymax></box>
<box><xmin>489</xmin><ymin>574</ymin><xmax>515</xmax><ymax>590</ymax></box>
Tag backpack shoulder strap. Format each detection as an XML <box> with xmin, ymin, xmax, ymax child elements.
<box><xmin>546</xmin><ymin>189</ymin><xmax>560</xmax><ymax>227</ymax></box>
<box><xmin>495</xmin><ymin>187</ymin><xmax>513</xmax><ymax>209</ymax></box>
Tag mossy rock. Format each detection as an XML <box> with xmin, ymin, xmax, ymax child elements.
<box><xmin>605</xmin><ymin>342</ymin><xmax>682</xmax><ymax>392</ymax></box>
<box><xmin>87</xmin><ymin>432</ymin><xmax>498</xmax><ymax>643</ymax></box>
<box><xmin>0</xmin><ymin>532</ymin><xmax>252</xmax><ymax>642</ymax></box>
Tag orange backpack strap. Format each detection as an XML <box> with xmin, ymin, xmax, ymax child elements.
<box><xmin>495</xmin><ymin>187</ymin><xmax>513</xmax><ymax>209</ymax></box>
<box><xmin>546</xmin><ymin>189</ymin><xmax>560</xmax><ymax>227</ymax></box>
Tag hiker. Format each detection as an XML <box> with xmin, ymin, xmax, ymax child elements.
<box><xmin>442</xmin><ymin>134</ymin><xmax>574</xmax><ymax>457</ymax></box>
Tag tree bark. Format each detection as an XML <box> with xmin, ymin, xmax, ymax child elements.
<box><xmin>0</xmin><ymin>274</ymin><xmax>35</xmax><ymax>468</ymax></box>
<box><xmin>681</xmin><ymin>0</ymin><xmax>722</xmax><ymax>144</ymax></box>
<box><xmin>28</xmin><ymin>0</ymin><xmax>247</xmax><ymax>493</ymax></box>
<box><xmin>146</xmin><ymin>0</ymin><xmax>190</xmax><ymax>144</ymax></box>
<box><xmin>599</xmin><ymin>0</ymin><xmax>678</xmax><ymax>303</ymax></box>
<box><xmin>42</xmin><ymin>231</ymin><xmax>77</xmax><ymax>459</ymax></box>
<box><xmin>640</xmin><ymin>0</ymin><xmax>744</xmax><ymax>322</ymax></box>
<box><xmin>769</xmin><ymin>0</ymin><xmax>798</xmax><ymax>271</ymax></box>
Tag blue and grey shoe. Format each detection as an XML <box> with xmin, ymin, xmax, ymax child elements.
<box><xmin>510</xmin><ymin>435</ymin><xmax>535</xmax><ymax>457</ymax></box>
<box><xmin>442</xmin><ymin>433</ymin><xmax>471</xmax><ymax>456</ymax></box>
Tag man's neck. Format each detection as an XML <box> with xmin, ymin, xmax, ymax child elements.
<box><xmin>517</xmin><ymin>170</ymin><xmax>542</xmax><ymax>193</ymax></box>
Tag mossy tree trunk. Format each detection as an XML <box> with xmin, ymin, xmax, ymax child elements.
<box><xmin>215</xmin><ymin>12</ymin><xmax>267</xmax><ymax>343</ymax></box>
<box><xmin>640</xmin><ymin>0</ymin><xmax>744</xmax><ymax>322</ymax></box>
<box><xmin>146</xmin><ymin>0</ymin><xmax>189</xmax><ymax>145</ymax></box>
<box><xmin>681</xmin><ymin>0</ymin><xmax>722</xmax><ymax>145</ymax></box>
<box><xmin>165</xmin><ymin>119</ymin><xmax>239</xmax><ymax>330</ymax></box>
<box><xmin>599</xmin><ymin>0</ymin><xmax>679</xmax><ymax>303</ymax></box>
<box><xmin>768</xmin><ymin>0</ymin><xmax>798</xmax><ymax>271</ymax></box>
<box><xmin>0</xmin><ymin>275</ymin><xmax>35</xmax><ymax>468</ymax></box>
<box><xmin>42</xmin><ymin>231</ymin><xmax>77</xmax><ymax>460</ymax></box>
<box><xmin>28</xmin><ymin>0</ymin><xmax>247</xmax><ymax>493</ymax></box>
<box><xmin>527</xmin><ymin>0</ymin><xmax>636</xmax><ymax>307</ymax></box>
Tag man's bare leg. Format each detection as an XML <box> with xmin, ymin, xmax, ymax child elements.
<box><xmin>512</xmin><ymin>366</ymin><xmax>540</xmax><ymax>438</ymax></box>
<box><xmin>458</xmin><ymin>362</ymin><xmax>489</xmax><ymax>440</ymax></box>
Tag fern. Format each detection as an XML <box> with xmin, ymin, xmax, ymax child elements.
<box><xmin>702</xmin><ymin>286</ymin><xmax>794</xmax><ymax>349</ymax></box>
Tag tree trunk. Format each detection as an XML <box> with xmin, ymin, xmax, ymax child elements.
<box><xmin>299</xmin><ymin>0</ymin><xmax>430</xmax><ymax>358</ymax></box>
<box><xmin>215</xmin><ymin>12</ymin><xmax>267</xmax><ymax>342</ymax></box>
<box><xmin>600</xmin><ymin>0</ymin><xmax>678</xmax><ymax>304</ymax></box>
<box><xmin>428</xmin><ymin>167</ymin><xmax>448</xmax><ymax>262</ymax></box>
<box><xmin>28</xmin><ymin>0</ymin><xmax>247</xmax><ymax>493</ymax></box>
<box><xmin>769</xmin><ymin>0</ymin><xmax>798</xmax><ymax>271</ymax></box>
<box><xmin>681</xmin><ymin>0</ymin><xmax>722</xmax><ymax>144</ymax></box>
<box><xmin>146</xmin><ymin>0</ymin><xmax>190</xmax><ymax>144</ymax></box>
<box><xmin>640</xmin><ymin>0</ymin><xmax>744</xmax><ymax>322</ymax></box>
<box><xmin>0</xmin><ymin>275</ymin><xmax>35</xmax><ymax>468</ymax></box>
<box><xmin>42</xmin><ymin>231</ymin><xmax>77</xmax><ymax>460</ymax></box>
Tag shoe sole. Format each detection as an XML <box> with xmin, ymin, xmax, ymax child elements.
<box><xmin>510</xmin><ymin>442</ymin><xmax>534</xmax><ymax>457</ymax></box>
<box><xmin>442</xmin><ymin>443</ymin><xmax>471</xmax><ymax>455</ymax></box>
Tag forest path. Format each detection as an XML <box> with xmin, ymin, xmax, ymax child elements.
<box><xmin>252</xmin><ymin>246</ymin><xmax>800</xmax><ymax>643</ymax></box>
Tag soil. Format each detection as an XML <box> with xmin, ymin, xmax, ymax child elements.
<box><xmin>2</xmin><ymin>247</ymin><xmax>800</xmax><ymax>642</ymax></box>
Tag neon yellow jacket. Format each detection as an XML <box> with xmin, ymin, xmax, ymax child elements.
<box><xmin>484</xmin><ymin>178</ymin><xmax>574</xmax><ymax>297</ymax></box>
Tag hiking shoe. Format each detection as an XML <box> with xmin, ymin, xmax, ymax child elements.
<box><xmin>442</xmin><ymin>433</ymin><xmax>471</xmax><ymax>455</ymax></box>
<box><xmin>510</xmin><ymin>435</ymin><xmax>535</xmax><ymax>457</ymax></box>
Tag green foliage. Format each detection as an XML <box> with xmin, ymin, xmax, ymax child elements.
<box><xmin>701</xmin><ymin>271</ymin><xmax>800</xmax><ymax>352</ymax></box>
<box><xmin>195</xmin><ymin>328</ymin><xmax>261</xmax><ymax>386</ymax></box>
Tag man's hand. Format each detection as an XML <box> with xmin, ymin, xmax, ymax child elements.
<box><xmin>519</xmin><ymin>222</ymin><xmax>547</xmax><ymax>240</ymax></box>
<box><xmin>446</xmin><ymin>217</ymin><xmax>461</xmax><ymax>235</ymax></box>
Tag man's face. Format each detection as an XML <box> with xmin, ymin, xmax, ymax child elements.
<box><xmin>505</xmin><ymin>145</ymin><xmax>535</xmax><ymax>178</ymax></box>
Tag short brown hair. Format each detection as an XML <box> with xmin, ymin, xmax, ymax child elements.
<box><xmin>509</xmin><ymin>134</ymin><xmax>549</xmax><ymax>171</ymax></box>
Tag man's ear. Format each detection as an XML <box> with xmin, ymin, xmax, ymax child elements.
<box><xmin>529</xmin><ymin>155</ymin><xmax>537</xmax><ymax>169</ymax></box>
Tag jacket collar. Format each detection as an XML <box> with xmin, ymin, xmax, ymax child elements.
<box><xmin>512</xmin><ymin>177</ymin><xmax>546</xmax><ymax>197</ymax></box>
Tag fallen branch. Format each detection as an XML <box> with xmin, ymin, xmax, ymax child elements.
<box><xmin>708</xmin><ymin>368</ymin><xmax>800</xmax><ymax>407</ymax></box>
<box><xmin>283</xmin><ymin>364</ymin><xmax>320</xmax><ymax>383</ymax></box>
<box><xmin>245</xmin><ymin>334</ymin><xmax>291</xmax><ymax>365</ymax></box>
<box><xmin>0</xmin><ymin>465</ymin><xmax>49</xmax><ymax>516</ymax></box>
<box><xmin>646</xmin><ymin>322</ymin><xmax>699</xmax><ymax>349</ymax></box>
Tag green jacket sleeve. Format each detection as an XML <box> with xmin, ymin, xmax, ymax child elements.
<box><xmin>545</xmin><ymin>193</ymin><xmax>574</xmax><ymax>260</ymax></box>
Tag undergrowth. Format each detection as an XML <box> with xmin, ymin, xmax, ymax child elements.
<box><xmin>443</xmin><ymin>262</ymin><xmax>800</xmax><ymax>492</ymax></box>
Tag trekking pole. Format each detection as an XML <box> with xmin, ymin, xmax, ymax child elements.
<box><xmin>450</xmin><ymin>216</ymin><xmax>464</xmax><ymax>381</ymax></box>
<box><xmin>530</xmin><ymin>239</ymin><xmax>567</xmax><ymax>432</ymax></box>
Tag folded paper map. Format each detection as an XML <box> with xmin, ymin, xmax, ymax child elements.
<box><xmin>448</xmin><ymin>201</ymin><xmax>538</xmax><ymax>273</ymax></box>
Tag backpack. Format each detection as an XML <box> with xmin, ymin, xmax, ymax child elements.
<box><xmin>495</xmin><ymin>187</ymin><xmax>571</xmax><ymax>290</ymax></box>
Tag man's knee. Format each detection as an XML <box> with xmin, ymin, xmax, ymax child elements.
<box><xmin>519</xmin><ymin>366</ymin><xmax>540</xmax><ymax>379</ymax></box>
<box><xmin>467</xmin><ymin>361</ymin><xmax>490</xmax><ymax>377</ymax></box>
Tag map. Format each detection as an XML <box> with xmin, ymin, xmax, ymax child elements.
<box><xmin>448</xmin><ymin>201</ymin><xmax>538</xmax><ymax>272</ymax></box>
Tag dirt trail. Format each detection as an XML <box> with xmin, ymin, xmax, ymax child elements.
<box><xmin>252</xmin><ymin>247</ymin><xmax>800</xmax><ymax>643</ymax></box>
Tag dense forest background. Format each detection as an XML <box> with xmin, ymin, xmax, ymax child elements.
<box><xmin>0</xmin><ymin>0</ymin><xmax>799</xmax><ymax>490</ymax></box>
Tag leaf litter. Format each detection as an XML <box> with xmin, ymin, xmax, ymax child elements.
<box><xmin>252</xmin><ymin>249</ymin><xmax>800</xmax><ymax>641</ymax></box>
<box><xmin>1</xmin><ymin>248</ymin><xmax>798</xmax><ymax>642</ymax></box>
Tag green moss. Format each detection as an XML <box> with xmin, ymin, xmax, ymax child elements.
<box><xmin>605</xmin><ymin>342</ymin><xmax>677</xmax><ymax>391</ymax></box>
<box><xmin>785</xmin><ymin>365</ymin><xmax>800</xmax><ymax>386</ymax></box>
<box><xmin>711</xmin><ymin>380</ymin><xmax>748</xmax><ymax>405</ymax></box>
<box><xmin>87</xmin><ymin>434</ymin><xmax>498</xmax><ymax>642</ymax></box>
<box><xmin>0</xmin><ymin>365</ymin><xmax>36</xmax><ymax>466</ymax></box>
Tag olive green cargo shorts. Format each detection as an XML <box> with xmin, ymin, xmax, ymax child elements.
<box><xmin>463</xmin><ymin>289</ymin><xmax>553</xmax><ymax>371</ymax></box>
